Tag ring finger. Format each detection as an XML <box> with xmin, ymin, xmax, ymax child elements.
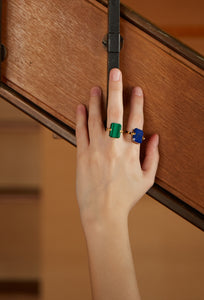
<box><xmin>125</xmin><ymin>86</ymin><xmax>144</xmax><ymax>147</ymax></box>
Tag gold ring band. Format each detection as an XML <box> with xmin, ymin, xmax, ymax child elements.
<box><xmin>106</xmin><ymin>128</ymin><xmax>145</xmax><ymax>139</ymax></box>
<box><xmin>125</xmin><ymin>130</ymin><xmax>145</xmax><ymax>140</ymax></box>
<box><xmin>106</xmin><ymin>128</ymin><xmax>124</xmax><ymax>133</ymax></box>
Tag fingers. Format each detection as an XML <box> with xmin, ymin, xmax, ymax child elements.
<box><xmin>76</xmin><ymin>104</ymin><xmax>89</xmax><ymax>156</ymax></box>
<box><xmin>142</xmin><ymin>134</ymin><xmax>160</xmax><ymax>183</ymax></box>
<box><xmin>125</xmin><ymin>87</ymin><xmax>144</xmax><ymax>147</ymax></box>
<box><xmin>127</xmin><ymin>87</ymin><xmax>144</xmax><ymax>130</ymax></box>
<box><xmin>106</xmin><ymin>68</ymin><xmax>123</xmax><ymax>129</ymax></box>
<box><xmin>88</xmin><ymin>86</ymin><xmax>104</xmax><ymax>143</ymax></box>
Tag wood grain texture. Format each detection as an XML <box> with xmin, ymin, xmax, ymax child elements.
<box><xmin>1</xmin><ymin>0</ymin><xmax>204</xmax><ymax>213</ymax></box>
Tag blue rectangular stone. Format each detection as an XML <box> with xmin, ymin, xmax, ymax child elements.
<box><xmin>132</xmin><ymin>128</ymin><xmax>143</xmax><ymax>143</ymax></box>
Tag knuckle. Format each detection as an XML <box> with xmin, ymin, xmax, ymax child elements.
<box><xmin>88</xmin><ymin>115</ymin><xmax>98</xmax><ymax>126</ymax></box>
<box><xmin>123</xmin><ymin>146</ymin><xmax>134</xmax><ymax>159</ymax></box>
<box><xmin>133</xmin><ymin>115</ymin><xmax>144</xmax><ymax>127</ymax></box>
<box><xmin>109</xmin><ymin>82</ymin><xmax>122</xmax><ymax>92</ymax></box>
<box><xmin>77</xmin><ymin>149</ymin><xmax>88</xmax><ymax>164</ymax></box>
<box><xmin>89</xmin><ymin>94</ymin><xmax>97</xmax><ymax>104</ymax></box>
<box><xmin>145</xmin><ymin>174</ymin><xmax>155</xmax><ymax>190</ymax></box>
<box><xmin>76</xmin><ymin>125</ymin><xmax>83</xmax><ymax>138</ymax></box>
<box><xmin>107</xmin><ymin>142</ymin><xmax>120</xmax><ymax>159</ymax></box>
<box><xmin>108</xmin><ymin>107</ymin><xmax>123</xmax><ymax>120</ymax></box>
<box><xmin>90</xmin><ymin>150</ymin><xmax>101</xmax><ymax>164</ymax></box>
<box><xmin>127</xmin><ymin>149</ymin><xmax>138</xmax><ymax>164</ymax></box>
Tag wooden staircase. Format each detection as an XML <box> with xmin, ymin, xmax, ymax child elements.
<box><xmin>0</xmin><ymin>0</ymin><xmax>203</xmax><ymax>228</ymax></box>
<box><xmin>0</xmin><ymin>1</ymin><xmax>203</xmax><ymax>299</ymax></box>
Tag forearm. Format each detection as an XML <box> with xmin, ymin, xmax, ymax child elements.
<box><xmin>83</xmin><ymin>215</ymin><xmax>141</xmax><ymax>300</ymax></box>
<box><xmin>76</xmin><ymin>68</ymin><xmax>159</xmax><ymax>299</ymax></box>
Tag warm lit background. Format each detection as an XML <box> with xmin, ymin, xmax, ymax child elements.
<box><xmin>0</xmin><ymin>1</ymin><xmax>203</xmax><ymax>299</ymax></box>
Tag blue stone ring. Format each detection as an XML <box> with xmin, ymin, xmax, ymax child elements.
<box><xmin>125</xmin><ymin>128</ymin><xmax>145</xmax><ymax>144</ymax></box>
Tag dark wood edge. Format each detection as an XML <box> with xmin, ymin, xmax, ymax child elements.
<box><xmin>148</xmin><ymin>184</ymin><xmax>204</xmax><ymax>231</ymax></box>
<box><xmin>97</xmin><ymin>0</ymin><xmax>204</xmax><ymax>70</ymax></box>
<box><xmin>0</xmin><ymin>187</ymin><xmax>40</xmax><ymax>197</ymax></box>
<box><xmin>0</xmin><ymin>280</ymin><xmax>39</xmax><ymax>294</ymax></box>
<box><xmin>0</xmin><ymin>0</ymin><xmax>2</xmax><ymax>77</ymax></box>
<box><xmin>0</xmin><ymin>82</ymin><xmax>76</xmax><ymax>146</ymax></box>
<box><xmin>0</xmin><ymin>83</ymin><xmax>203</xmax><ymax>230</ymax></box>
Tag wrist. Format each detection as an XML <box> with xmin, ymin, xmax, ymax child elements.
<box><xmin>81</xmin><ymin>210</ymin><xmax>129</xmax><ymax>240</ymax></box>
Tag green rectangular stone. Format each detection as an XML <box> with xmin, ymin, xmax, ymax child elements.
<box><xmin>109</xmin><ymin>123</ymin><xmax>122</xmax><ymax>138</ymax></box>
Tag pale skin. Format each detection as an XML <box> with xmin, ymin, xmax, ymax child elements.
<box><xmin>75</xmin><ymin>68</ymin><xmax>159</xmax><ymax>300</ymax></box>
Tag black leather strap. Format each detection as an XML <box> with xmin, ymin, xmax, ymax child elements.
<box><xmin>107</xmin><ymin>0</ymin><xmax>121</xmax><ymax>81</ymax></box>
<box><xmin>104</xmin><ymin>0</ymin><xmax>122</xmax><ymax>116</ymax></box>
<box><xmin>0</xmin><ymin>0</ymin><xmax>2</xmax><ymax>80</ymax></box>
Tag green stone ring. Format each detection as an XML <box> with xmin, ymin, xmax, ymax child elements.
<box><xmin>106</xmin><ymin>123</ymin><xmax>124</xmax><ymax>138</ymax></box>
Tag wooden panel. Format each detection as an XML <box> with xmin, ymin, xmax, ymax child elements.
<box><xmin>0</xmin><ymin>295</ymin><xmax>38</xmax><ymax>300</ymax></box>
<box><xmin>41</xmin><ymin>128</ymin><xmax>92</xmax><ymax>300</ymax></box>
<box><xmin>0</xmin><ymin>197</ymin><xmax>40</xmax><ymax>279</ymax></box>
<box><xmin>1</xmin><ymin>0</ymin><xmax>204</xmax><ymax>214</ymax></box>
<box><xmin>0</xmin><ymin>130</ymin><xmax>41</xmax><ymax>189</ymax></box>
<box><xmin>41</xmin><ymin>127</ymin><xmax>204</xmax><ymax>300</ymax></box>
<box><xmin>181</xmin><ymin>37</ymin><xmax>204</xmax><ymax>55</ymax></box>
<box><xmin>0</xmin><ymin>98</ymin><xmax>41</xmax><ymax>189</ymax></box>
<box><xmin>121</xmin><ymin>0</ymin><xmax>204</xmax><ymax>54</ymax></box>
<box><xmin>121</xmin><ymin>0</ymin><xmax>204</xmax><ymax>28</ymax></box>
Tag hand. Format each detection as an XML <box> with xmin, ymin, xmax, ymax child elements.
<box><xmin>75</xmin><ymin>68</ymin><xmax>159</xmax><ymax>229</ymax></box>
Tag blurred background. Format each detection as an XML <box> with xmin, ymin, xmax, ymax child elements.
<box><xmin>0</xmin><ymin>0</ymin><xmax>203</xmax><ymax>299</ymax></box>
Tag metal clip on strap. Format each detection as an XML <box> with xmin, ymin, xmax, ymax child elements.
<box><xmin>103</xmin><ymin>0</ymin><xmax>123</xmax><ymax>84</ymax></box>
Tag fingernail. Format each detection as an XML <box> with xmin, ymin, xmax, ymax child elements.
<box><xmin>134</xmin><ymin>87</ymin><xmax>143</xmax><ymax>96</ymax></box>
<box><xmin>91</xmin><ymin>87</ymin><xmax>101</xmax><ymax>97</ymax></box>
<box><xmin>110</xmin><ymin>68</ymin><xmax>121</xmax><ymax>81</ymax></box>
<box><xmin>155</xmin><ymin>134</ymin><xmax>159</xmax><ymax>147</ymax></box>
<box><xmin>77</xmin><ymin>104</ymin><xmax>84</xmax><ymax>114</ymax></box>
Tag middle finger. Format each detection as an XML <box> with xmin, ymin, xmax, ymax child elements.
<box><xmin>106</xmin><ymin>68</ymin><xmax>123</xmax><ymax>132</ymax></box>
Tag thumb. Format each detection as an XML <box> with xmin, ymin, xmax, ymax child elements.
<box><xmin>142</xmin><ymin>134</ymin><xmax>160</xmax><ymax>182</ymax></box>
